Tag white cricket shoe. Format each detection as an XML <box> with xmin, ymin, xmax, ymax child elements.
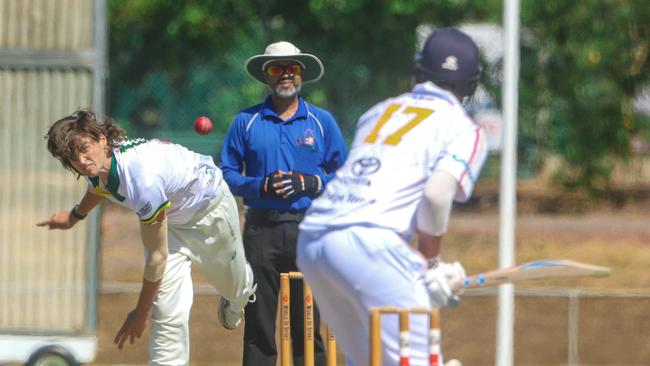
<box><xmin>218</xmin><ymin>297</ymin><xmax>244</xmax><ymax>330</ymax></box>
<box><xmin>218</xmin><ymin>282</ymin><xmax>257</xmax><ymax>330</ymax></box>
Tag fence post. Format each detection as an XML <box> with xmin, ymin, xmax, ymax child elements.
<box><xmin>567</xmin><ymin>290</ymin><xmax>580</xmax><ymax>366</ymax></box>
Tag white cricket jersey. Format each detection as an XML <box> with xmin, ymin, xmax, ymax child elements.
<box><xmin>301</xmin><ymin>82</ymin><xmax>487</xmax><ymax>240</ymax></box>
<box><xmin>86</xmin><ymin>138</ymin><xmax>223</xmax><ymax>225</ymax></box>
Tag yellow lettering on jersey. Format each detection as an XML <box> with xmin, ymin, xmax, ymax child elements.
<box><xmin>364</xmin><ymin>103</ymin><xmax>401</xmax><ymax>144</ymax></box>
<box><xmin>384</xmin><ymin>107</ymin><xmax>433</xmax><ymax>145</ymax></box>
<box><xmin>364</xmin><ymin>104</ymin><xmax>434</xmax><ymax>146</ymax></box>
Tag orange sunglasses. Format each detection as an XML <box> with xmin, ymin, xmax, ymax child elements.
<box><xmin>265</xmin><ymin>64</ymin><xmax>303</xmax><ymax>77</ymax></box>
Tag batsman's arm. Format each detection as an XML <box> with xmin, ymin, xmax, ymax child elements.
<box><xmin>417</xmin><ymin>172</ymin><xmax>467</xmax><ymax>307</ymax></box>
<box><xmin>36</xmin><ymin>188</ymin><xmax>105</xmax><ymax>230</ymax></box>
<box><xmin>114</xmin><ymin>210</ymin><xmax>168</xmax><ymax>349</ymax></box>
<box><xmin>416</xmin><ymin>171</ymin><xmax>458</xmax><ymax>260</ymax></box>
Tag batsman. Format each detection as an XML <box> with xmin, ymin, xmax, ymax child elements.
<box><xmin>37</xmin><ymin>110</ymin><xmax>257</xmax><ymax>365</ymax></box>
<box><xmin>297</xmin><ymin>28</ymin><xmax>488</xmax><ymax>366</ymax></box>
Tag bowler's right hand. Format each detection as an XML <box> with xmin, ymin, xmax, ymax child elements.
<box><xmin>114</xmin><ymin>308</ymin><xmax>148</xmax><ymax>349</ymax></box>
<box><xmin>36</xmin><ymin>211</ymin><xmax>76</xmax><ymax>230</ymax></box>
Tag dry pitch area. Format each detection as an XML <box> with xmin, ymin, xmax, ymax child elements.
<box><xmin>93</xmin><ymin>189</ymin><xmax>650</xmax><ymax>366</ymax></box>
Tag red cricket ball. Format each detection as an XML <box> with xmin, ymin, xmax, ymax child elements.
<box><xmin>194</xmin><ymin>116</ymin><xmax>213</xmax><ymax>135</ymax></box>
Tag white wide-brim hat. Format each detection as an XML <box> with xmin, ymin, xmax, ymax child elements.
<box><xmin>245</xmin><ymin>41</ymin><xmax>324</xmax><ymax>84</ymax></box>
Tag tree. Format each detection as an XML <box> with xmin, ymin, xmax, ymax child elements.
<box><xmin>518</xmin><ymin>0</ymin><xmax>650</xmax><ymax>192</ymax></box>
<box><xmin>108</xmin><ymin>0</ymin><xmax>650</xmax><ymax>192</ymax></box>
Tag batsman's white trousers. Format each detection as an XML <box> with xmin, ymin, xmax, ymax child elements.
<box><xmin>297</xmin><ymin>226</ymin><xmax>442</xmax><ymax>366</ymax></box>
<box><xmin>148</xmin><ymin>181</ymin><xmax>254</xmax><ymax>366</ymax></box>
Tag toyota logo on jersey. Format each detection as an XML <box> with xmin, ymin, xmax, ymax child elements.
<box><xmin>351</xmin><ymin>157</ymin><xmax>381</xmax><ymax>176</ymax></box>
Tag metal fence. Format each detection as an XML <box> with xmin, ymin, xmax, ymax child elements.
<box><xmin>0</xmin><ymin>0</ymin><xmax>105</xmax><ymax>363</ymax></box>
<box><xmin>98</xmin><ymin>283</ymin><xmax>650</xmax><ymax>366</ymax></box>
<box><xmin>444</xmin><ymin>287</ymin><xmax>650</xmax><ymax>366</ymax></box>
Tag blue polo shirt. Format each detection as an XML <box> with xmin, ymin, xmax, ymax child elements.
<box><xmin>221</xmin><ymin>96</ymin><xmax>348</xmax><ymax>212</ymax></box>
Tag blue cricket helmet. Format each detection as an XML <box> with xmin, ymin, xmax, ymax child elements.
<box><xmin>415</xmin><ymin>27</ymin><xmax>481</xmax><ymax>98</ymax></box>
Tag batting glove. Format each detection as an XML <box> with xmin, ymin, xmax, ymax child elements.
<box><xmin>424</xmin><ymin>258</ymin><xmax>466</xmax><ymax>308</ymax></box>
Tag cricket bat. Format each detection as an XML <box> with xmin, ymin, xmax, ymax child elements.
<box><xmin>450</xmin><ymin>259</ymin><xmax>610</xmax><ymax>291</ymax></box>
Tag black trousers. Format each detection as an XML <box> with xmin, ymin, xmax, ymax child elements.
<box><xmin>242</xmin><ymin>210</ymin><xmax>326</xmax><ymax>366</ymax></box>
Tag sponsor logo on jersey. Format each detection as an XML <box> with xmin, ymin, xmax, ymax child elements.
<box><xmin>325</xmin><ymin>192</ymin><xmax>372</xmax><ymax>204</ymax></box>
<box><xmin>204</xmin><ymin>167</ymin><xmax>216</xmax><ymax>184</ymax></box>
<box><xmin>339</xmin><ymin>176</ymin><xmax>372</xmax><ymax>186</ymax></box>
<box><xmin>351</xmin><ymin>157</ymin><xmax>381</xmax><ymax>176</ymax></box>
<box><xmin>137</xmin><ymin>202</ymin><xmax>153</xmax><ymax>218</ymax></box>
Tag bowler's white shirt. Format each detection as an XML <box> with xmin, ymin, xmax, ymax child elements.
<box><xmin>86</xmin><ymin>138</ymin><xmax>223</xmax><ymax>226</ymax></box>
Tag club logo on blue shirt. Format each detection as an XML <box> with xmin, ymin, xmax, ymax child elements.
<box><xmin>298</xmin><ymin>129</ymin><xmax>317</xmax><ymax>150</ymax></box>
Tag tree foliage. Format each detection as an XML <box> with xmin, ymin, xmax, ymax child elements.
<box><xmin>518</xmin><ymin>0</ymin><xmax>650</xmax><ymax>192</ymax></box>
<box><xmin>108</xmin><ymin>0</ymin><xmax>650</xmax><ymax>192</ymax></box>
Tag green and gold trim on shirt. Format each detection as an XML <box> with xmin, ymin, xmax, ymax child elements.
<box><xmin>119</xmin><ymin>138</ymin><xmax>147</xmax><ymax>153</ymax></box>
<box><xmin>89</xmin><ymin>155</ymin><xmax>126</xmax><ymax>202</ymax></box>
<box><xmin>140</xmin><ymin>200</ymin><xmax>172</xmax><ymax>224</ymax></box>
<box><xmin>89</xmin><ymin>176</ymin><xmax>110</xmax><ymax>196</ymax></box>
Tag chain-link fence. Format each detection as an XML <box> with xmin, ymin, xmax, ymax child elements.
<box><xmin>108</xmin><ymin>62</ymin><xmax>267</xmax><ymax>160</ymax></box>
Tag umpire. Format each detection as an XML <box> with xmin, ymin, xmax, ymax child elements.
<box><xmin>220</xmin><ymin>41</ymin><xmax>348</xmax><ymax>366</ymax></box>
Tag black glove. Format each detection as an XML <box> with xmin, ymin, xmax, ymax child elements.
<box><xmin>261</xmin><ymin>171</ymin><xmax>289</xmax><ymax>198</ymax></box>
<box><xmin>279</xmin><ymin>171</ymin><xmax>321</xmax><ymax>197</ymax></box>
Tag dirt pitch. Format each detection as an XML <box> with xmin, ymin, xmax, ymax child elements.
<box><xmin>92</xmin><ymin>186</ymin><xmax>650</xmax><ymax>366</ymax></box>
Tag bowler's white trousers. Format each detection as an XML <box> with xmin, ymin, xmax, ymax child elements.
<box><xmin>297</xmin><ymin>226</ymin><xmax>443</xmax><ymax>366</ymax></box>
<box><xmin>147</xmin><ymin>181</ymin><xmax>253</xmax><ymax>365</ymax></box>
